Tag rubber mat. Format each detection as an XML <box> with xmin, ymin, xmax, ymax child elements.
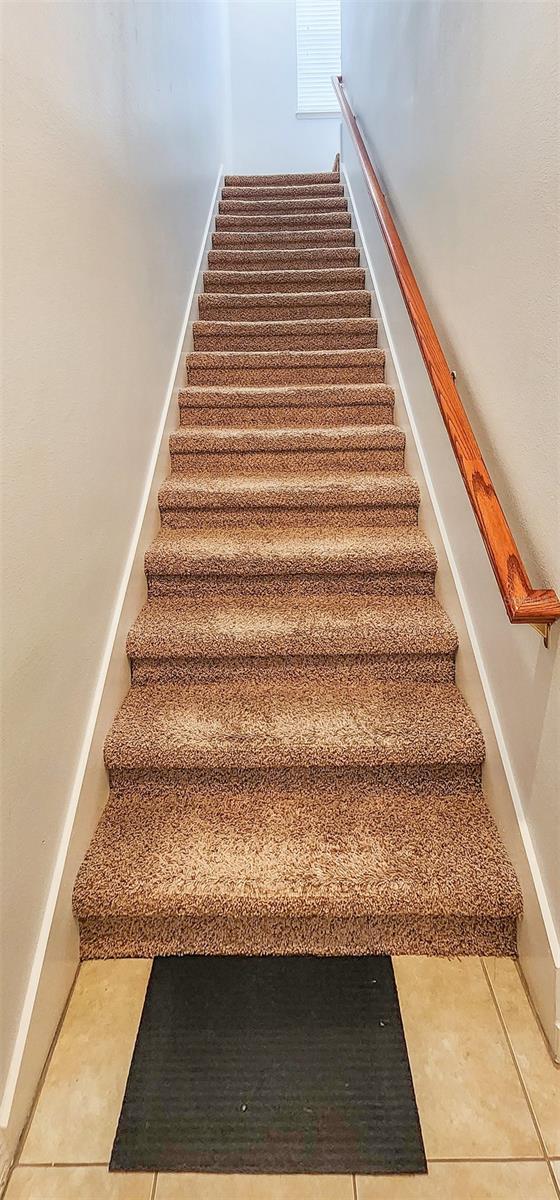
<box><xmin>110</xmin><ymin>955</ymin><xmax>426</xmax><ymax>1174</ymax></box>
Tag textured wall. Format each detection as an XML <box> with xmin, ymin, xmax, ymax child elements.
<box><xmin>1</xmin><ymin>0</ymin><xmax>228</xmax><ymax>1099</ymax></box>
<box><xmin>341</xmin><ymin>0</ymin><xmax>560</xmax><ymax>926</ymax></box>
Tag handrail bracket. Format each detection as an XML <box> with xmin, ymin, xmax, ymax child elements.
<box><xmin>531</xmin><ymin>622</ymin><xmax>551</xmax><ymax>648</ymax></box>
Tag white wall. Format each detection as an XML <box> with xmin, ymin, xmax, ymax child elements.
<box><xmin>1</xmin><ymin>0</ymin><xmax>229</xmax><ymax>1148</ymax></box>
<box><xmin>341</xmin><ymin>2</ymin><xmax>560</xmax><ymax>935</ymax></box>
<box><xmin>228</xmin><ymin>0</ymin><xmax>340</xmax><ymax>173</ymax></box>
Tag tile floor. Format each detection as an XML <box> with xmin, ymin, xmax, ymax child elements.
<box><xmin>4</xmin><ymin>957</ymin><xmax>560</xmax><ymax>1199</ymax></box>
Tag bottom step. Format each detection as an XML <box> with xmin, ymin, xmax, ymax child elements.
<box><xmin>74</xmin><ymin>770</ymin><xmax>521</xmax><ymax>959</ymax></box>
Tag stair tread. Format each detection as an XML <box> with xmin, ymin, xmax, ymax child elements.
<box><xmin>127</xmin><ymin>594</ymin><xmax>458</xmax><ymax>661</ymax></box>
<box><xmin>187</xmin><ymin>347</ymin><xmax>385</xmax><ymax>385</ymax></box>
<box><xmin>219</xmin><ymin>197</ymin><xmax>348</xmax><ymax>213</ymax></box>
<box><xmin>75</xmin><ymin>777</ymin><xmax>520</xmax><ymax>922</ymax></box>
<box><xmin>170</xmin><ymin>424</ymin><xmax>404</xmax><ymax>453</ymax></box>
<box><xmin>199</xmin><ymin>291</ymin><xmax>369</xmax><ymax>319</ymax></box>
<box><xmin>224</xmin><ymin>172</ymin><xmax>340</xmax><ymax>186</ymax></box>
<box><xmin>216</xmin><ymin>213</ymin><xmax>353</xmax><ymax>229</ymax></box>
<box><xmin>179</xmin><ymin>382</ymin><xmax>394</xmax><ymax>406</ymax></box>
<box><xmin>204</xmin><ymin>267</ymin><xmax>364</xmax><ymax>288</ymax></box>
<box><xmin>194</xmin><ymin>318</ymin><xmax>377</xmax><ymax>336</ymax></box>
<box><xmin>200</xmin><ymin>290</ymin><xmax>368</xmax><ymax>309</ymax></box>
<box><xmin>158</xmin><ymin>470</ymin><xmax>420</xmax><ymax>512</ymax></box>
<box><xmin>222</xmin><ymin>184</ymin><xmax>344</xmax><ymax>199</ymax></box>
<box><xmin>207</xmin><ymin>249</ymin><xmax>361</xmax><ymax>269</ymax></box>
<box><xmin>193</xmin><ymin>318</ymin><xmax>377</xmax><ymax>351</ymax></box>
<box><xmin>145</xmin><ymin>522</ymin><xmax>437</xmax><ymax>578</ymax></box>
<box><xmin>105</xmin><ymin>677</ymin><xmax>485</xmax><ymax>770</ymax></box>
<box><xmin>187</xmin><ymin>348</ymin><xmax>383</xmax><ymax>369</ymax></box>
<box><xmin>212</xmin><ymin>229</ymin><xmax>355</xmax><ymax>248</ymax></box>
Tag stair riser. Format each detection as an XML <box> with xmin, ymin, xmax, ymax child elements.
<box><xmin>159</xmin><ymin>506</ymin><xmax>419</xmax><ymax>532</ymax></box>
<box><xmin>198</xmin><ymin>294</ymin><xmax>369</xmax><ymax>319</ymax></box>
<box><xmin>212</xmin><ymin>229</ymin><xmax>355</xmax><ymax>249</ymax></box>
<box><xmin>147</xmin><ymin>572</ymin><xmax>436</xmax><ymax>600</ymax></box>
<box><xmin>222</xmin><ymin>184</ymin><xmax>345</xmax><ymax>200</ymax></box>
<box><xmin>225</xmin><ymin>172</ymin><xmax>340</xmax><ymax>186</ymax></box>
<box><xmin>206</xmin><ymin>250</ymin><xmax>361</xmax><ymax>272</ymax></box>
<box><xmin>186</xmin><ymin>364</ymin><xmax>385</xmax><ymax>385</ymax></box>
<box><xmin>203</xmin><ymin>270</ymin><xmax>365</xmax><ymax>294</ymax></box>
<box><xmin>130</xmin><ymin>651</ymin><xmax>456</xmax><ymax>687</ymax></box>
<box><xmin>107</xmin><ymin>762</ymin><xmax>483</xmax><ymax>795</ymax></box>
<box><xmin>106</xmin><ymin>756</ymin><xmax>481</xmax><ymax>788</ymax></box>
<box><xmin>216</xmin><ymin>213</ymin><xmax>352</xmax><ymax>231</ymax></box>
<box><xmin>179</xmin><ymin>403</ymin><xmax>395</xmax><ymax>427</ymax></box>
<box><xmin>180</xmin><ymin>383</ymin><xmax>393</xmax><ymax>406</ymax></box>
<box><xmin>192</xmin><ymin>329</ymin><xmax>378</xmax><ymax>353</ymax></box>
<box><xmin>195</xmin><ymin>316</ymin><xmax>376</xmax><ymax>338</ymax></box>
<box><xmin>170</xmin><ymin>448</ymin><xmax>405</xmax><ymax>473</ymax></box>
<box><xmin>79</xmin><ymin>912</ymin><xmax>516</xmax><ymax>960</ymax></box>
<box><xmin>219</xmin><ymin>198</ymin><xmax>348</xmax><ymax>215</ymax></box>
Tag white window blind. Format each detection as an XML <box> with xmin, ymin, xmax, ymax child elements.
<box><xmin>296</xmin><ymin>0</ymin><xmax>341</xmax><ymax>115</ymax></box>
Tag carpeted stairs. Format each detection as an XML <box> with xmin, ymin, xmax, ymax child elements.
<box><xmin>74</xmin><ymin>169</ymin><xmax>522</xmax><ymax>959</ymax></box>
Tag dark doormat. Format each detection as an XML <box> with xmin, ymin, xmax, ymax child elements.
<box><xmin>110</xmin><ymin>955</ymin><xmax>426</xmax><ymax>1175</ymax></box>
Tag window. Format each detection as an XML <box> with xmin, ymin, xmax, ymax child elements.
<box><xmin>296</xmin><ymin>0</ymin><xmax>341</xmax><ymax>116</ymax></box>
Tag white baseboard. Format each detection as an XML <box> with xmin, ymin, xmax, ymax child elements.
<box><xmin>0</xmin><ymin>164</ymin><xmax>224</xmax><ymax>1167</ymax></box>
<box><xmin>342</xmin><ymin>158</ymin><xmax>560</xmax><ymax>1058</ymax></box>
<box><xmin>0</xmin><ymin>1132</ymin><xmax>11</xmax><ymax>1192</ymax></box>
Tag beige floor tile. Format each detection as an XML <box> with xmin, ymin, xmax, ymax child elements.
<box><xmin>155</xmin><ymin>1175</ymin><xmax>354</xmax><ymax>1199</ymax></box>
<box><xmin>356</xmin><ymin>1160</ymin><xmax>558</xmax><ymax>1199</ymax></box>
<box><xmin>551</xmin><ymin>1160</ymin><xmax>560</xmax><ymax>1186</ymax></box>
<box><xmin>4</xmin><ymin>1165</ymin><xmax>153</xmax><ymax>1199</ymax></box>
<box><xmin>393</xmin><ymin>957</ymin><xmax>541</xmax><ymax>1159</ymax></box>
<box><xmin>484</xmin><ymin>958</ymin><xmax>560</xmax><ymax>1156</ymax></box>
<box><xmin>20</xmin><ymin>959</ymin><xmax>152</xmax><ymax>1165</ymax></box>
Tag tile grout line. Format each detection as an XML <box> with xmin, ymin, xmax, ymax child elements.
<box><xmin>13</xmin><ymin>1162</ymin><xmax>110</xmax><ymax>1169</ymax></box>
<box><xmin>150</xmin><ymin>1171</ymin><xmax>158</xmax><ymax>1200</ymax></box>
<box><xmin>5</xmin><ymin>961</ymin><xmax>82</xmax><ymax>1192</ymax></box>
<box><xmin>12</xmin><ymin>1155</ymin><xmax>557</xmax><ymax>1167</ymax></box>
<box><xmin>480</xmin><ymin>959</ymin><xmax>560</xmax><ymax>1199</ymax></box>
<box><xmin>546</xmin><ymin>1159</ymin><xmax>560</xmax><ymax>1199</ymax></box>
<box><xmin>551</xmin><ymin>1163</ymin><xmax>560</xmax><ymax>1199</ymax></box>
<box><xmin>427</xmin><ymin>1156</ymin><xmax>555</xmax><ymax>1164</ymax></box>
<box><xmin>352</xmin><ymin>1171</ymin><xmax>358</xmax><ymax>1200</ymax></box>
<box><xmin>480</xmin><ymin>959</ymin><xmax>546</xmax><ymax>1148</ymax></box>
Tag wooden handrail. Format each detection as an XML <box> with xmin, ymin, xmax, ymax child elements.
<box><xmin>333</xmin><ymin>74</ymin><xmax>560</xmax><ymax>645</ymax></box>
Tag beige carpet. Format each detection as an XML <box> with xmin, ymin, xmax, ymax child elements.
<box><xmin>73</xmin><ymin>168</ymin><xmax>522</xmax><ymax>958</ymax></box>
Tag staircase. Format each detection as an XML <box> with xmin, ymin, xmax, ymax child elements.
<box><xmin>73</xmin><ymin>168</ymin><xmax>521</xmax><ymax>959</ymax></box>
